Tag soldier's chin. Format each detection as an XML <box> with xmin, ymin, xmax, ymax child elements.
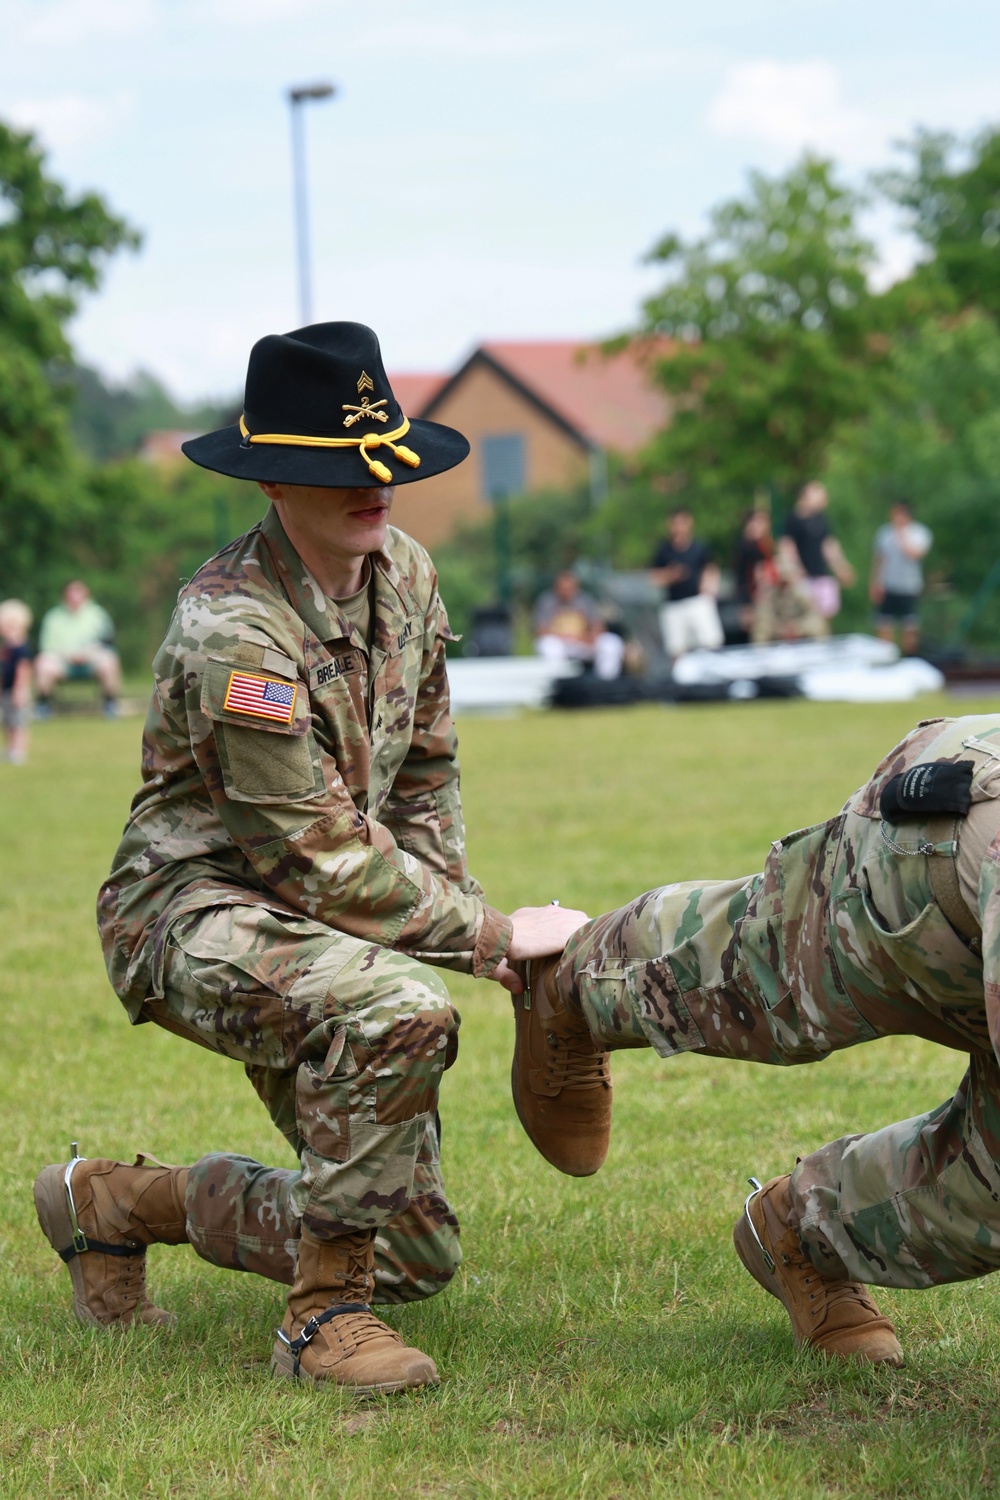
<box><xmin>345</xmin><ymin>511</ymin><xmax>390</xmax><ymax>551</ymax></box>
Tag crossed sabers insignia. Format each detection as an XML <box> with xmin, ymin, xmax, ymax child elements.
<box><xmin>343</xmin><ymin>396</ymin><xmax>388</xmax><ymax>427</ymax></box>
<box><xmin>343</xmin><ymin>370</ymin><xmax>388</xmax><ymax>427</ymax></box>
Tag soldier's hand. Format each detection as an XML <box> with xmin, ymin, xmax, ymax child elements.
<box><xmin>492</xmin><ymin>960</ymin><xmax>522</xmax><ymax>994</ymax></box>
<box><xmin>512</xmin><ymin>906</ymin><xmax>590</xmax><ymax>954</ymax></box>
<box><xmin>508</xmin><ymin>904</ymin><xmax>590</xmax><ymax>958</ymax></box>
<box><xmin>490</xmin><ymin>905</ymin><xmax>590</xmax><ymax>993</ymax></box>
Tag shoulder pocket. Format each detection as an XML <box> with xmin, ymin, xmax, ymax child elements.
<box><xmin>215</xmin><ymin>721</ymin><xmax>322</xmax><ymax>802</ymax></box>
<box><xmin>201</xmin><ymin>660</ymin><xmax>322</xmax><ymax>803</ymax></box>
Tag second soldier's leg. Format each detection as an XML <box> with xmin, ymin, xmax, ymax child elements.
<box><xmin>727</xmin><ymin>1052</ymin><xmax>1000</xmax><ymax>1367</ymax></box>
<box><xmin>791</xmin><ymin>1050</ymin><xmax>1000</xmax><ymax>1289</ymax></box>
<box><xmin>508</xmin><ymin>873</ymin><xmax>881</xmax><ymax>1181</ymax></box>
<box><xmin>554</xmin><ymin>877</ymin><xmax>879</xmax><ymax>1066</ymax></box>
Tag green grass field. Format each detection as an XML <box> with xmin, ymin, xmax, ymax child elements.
<box><xmin>4</xmin><ymin>694</ymin><xmax>1000</xmax><ymax>1498</ymax></box>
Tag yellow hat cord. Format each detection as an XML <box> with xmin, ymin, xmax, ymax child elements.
<box><xmin>238</xmin><ymin>413</ymin><xmax>421</xmax><ymax>485</ymax></box>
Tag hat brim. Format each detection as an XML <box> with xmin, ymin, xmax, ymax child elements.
<box><xmin>181</xmin><ymin>418</ymin><xmax>470</xmax><ymax>488</ymax></box>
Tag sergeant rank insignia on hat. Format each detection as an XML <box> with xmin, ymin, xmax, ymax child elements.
<box><xmin>343</xmin><ymin>370</ymin><xmax>388</xmax><ymax>428</ymax></box>
<box><xmin>223</xmin><ymin>671</ymin><xmax>297</xmax><ymax>724</ymax></box>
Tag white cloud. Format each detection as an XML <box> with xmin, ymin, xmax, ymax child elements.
<box><xmin>8</xmin><ymin>93</ymin><xmax>135</xmax><ymax>155</ymax></box>
<box><xmin>707</xmin><ymin>59</ymin><xmax>877</xmax><ymax>162</ymax></box>
<box><xmin>196</xmin><ymin>0</ymin><xmax>325</xmax><ymax>24</ymax></box>
<box><xmin>18</xmin><ymin>0</ymin><xmax>156</xmax><ymax>47</ymax></box>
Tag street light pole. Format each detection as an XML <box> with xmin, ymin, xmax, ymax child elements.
<box><xmin>287</xmin><ymin>81</ymin><xmax>336</xmax><ymax>326</ymax></box>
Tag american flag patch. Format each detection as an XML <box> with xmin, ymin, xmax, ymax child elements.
<box><xmin>222</xmin><ymin>671</ymin><xmax>297</xmax><ymax>724</ymax></box>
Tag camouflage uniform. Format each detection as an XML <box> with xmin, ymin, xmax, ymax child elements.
<box><xmin>98</xmin><ymin>505</ymin><xmax>511</xmax><ymax>1301</ymax></box>
<box><xmin>557</xmin><ymin>715</ymin><xmax>1000</xmax><ymax>1291</ymax></box>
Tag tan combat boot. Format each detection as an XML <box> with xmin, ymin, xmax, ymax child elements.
<box><xmin>510</xmin><ymin>954</ymin><xmax>612</xmax><ymax>1177</ymax></box>
<box><xmin>271</xmin><ymin>1228</ymin><xmax>439</xmax><ymax>1392</ymax></box>
<box><xmin>34</xmin><ymin>1145</ymin><xmax>189</xmax><ymax>1328</ymax></box>
<box><xmin>733</xmin><ymin>1174</ymin><xmax>904</xmax><ymax>1366</ymax></box>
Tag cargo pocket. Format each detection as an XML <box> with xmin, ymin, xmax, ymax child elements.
<box><xmin>833</xmin><ymin>881</ymin><xmax>988</xmax><ymax>1051</ymax></box>
<box><xmin>625</xmin><ymin>957</ymin><xmax>707</xmax><ymax>1058</ymax></box>
<box><xmin>294</xmin><ymin>1024</ymin><xmax>353</xmax><ymax>1163</ymax></box>
<box><xmin>146</xmin><ymin>933</ymin><xmax>287</xmax><ymax>1065</ymax></box>
<box><xmin>731</xmin><ymin>910</ymin><xmax>854</xmax><ymax>1063</ymax></box>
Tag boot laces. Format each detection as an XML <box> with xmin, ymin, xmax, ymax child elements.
<box><xmin>333</xmin><ymin>1309</ymin><xmax>403</xmax><ymax>1350</ymax></box>
<box><xmin>544</xmin><ymin>1032</ymin><xmax>610</xmax><ymax>1090</ymax></box>
<box><xmin>779</xmin><ymin>1234</ymin><xmax>875</xmax><ymax>1320</ymax></box>
<box><xmin>113</xmin><ymin>1245</ymin><xmax>149</xmax><ymax>1316</ymax></box>
<box><xmin>338</xmin><ymin>1233</ymin><xmax>376</xmax><ymax>1304</ymax></box>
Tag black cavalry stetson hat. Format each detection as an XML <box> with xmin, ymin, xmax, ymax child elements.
<box><xmin>182</xmin><ymin>321</ymin><xmax>469</xmax><ymax>489</ymax></box>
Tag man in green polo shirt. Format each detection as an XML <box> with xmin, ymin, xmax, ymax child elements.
<box><xmin>35</xmin><ymin>579</ymin><xmax>121</xmax><ymax>717</ymax></box>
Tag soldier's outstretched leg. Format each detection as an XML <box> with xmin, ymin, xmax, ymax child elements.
<box><xmin>553</xmin><ymin>871</ymin><xmax>889</xmax><ymax>1071</ymax></box>
<box><xmin>512</xmin><ymin>872</ymin><xmax>883</xmax><ymax>1177</ymax></box>
<box><xmin>527</xmin><ymin>871</ymin><xmax>913</xmax><ymax>1360</ymax></box>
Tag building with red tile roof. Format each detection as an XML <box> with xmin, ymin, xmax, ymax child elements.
<box><xmin>388</xmin><ymin>372</ymin><xmax>447</xmax><ymax>418</ymax></box>
<box><xmin>390</xmin><ymin>337</ymin><xmax>672</xmax><ymax>549</ymax></box>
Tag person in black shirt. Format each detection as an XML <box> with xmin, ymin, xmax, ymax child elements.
<box><xmin>780</xmin><ymin>481</ymin><xmax>855</xmax><ymax>624</ymax></box>
<box><xmin>649</xmin><ymin>508</ymin><xmax>723</xmax><ymax>660</ymax></box>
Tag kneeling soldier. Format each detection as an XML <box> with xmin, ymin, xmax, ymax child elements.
<box><xmin>512</xmin><ymin>714</ymin><xmax>1000</xmax><ymax>1367</ymax></box>
<box><xmin>34</xmin><ymin>323</ymin><xmax>585</xmax><ymax>1392</ymax></box>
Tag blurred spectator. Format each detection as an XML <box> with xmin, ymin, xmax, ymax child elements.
<box><xmin>649</xmin><ymin>507</ymin><xmax>724</xmax><ymax>659</ymax></box>
<box><xmin>0</xmin><ymin>598</ymin><xmax>33</xmax><ymax>765</ymax></box>
<box><xmin>732</xmin><ymin>508</ymin><xmax>774</xmax><ymax>634</ymax></box>
<box><xmin>752</xmin><ymin>550</ymin><xmax>826</xmax><ymax>643</ymax></box>
<box><xmin>533</xmin><ymin>570</ymin><xmax>625</xmax><ymax>680</ymax></box>
<box><xmin>780</xmin><ymin>481</ymin><xmax>855</xmax><ymax>625</ymax></box>
<box><xmin>36</xmin><ymin>580</ymin><xmax>121</xmax><ymax>719</ymax></box>
<box><xmin>870</xmin><ymin>500</ymin><xmax>933</xmax><ymax>656</ymax></box>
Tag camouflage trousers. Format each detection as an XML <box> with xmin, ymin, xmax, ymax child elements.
<box><xmin>556</xmin><ymin>847</ymin><xmax>1000</xmax><ymax>1292</ymax></box>
<box><xmin>145</xmin><ymin>901</ymin><xmax>461</xmax><ymax>1303</ymax></box>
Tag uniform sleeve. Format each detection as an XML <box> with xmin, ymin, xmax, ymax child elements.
<box><xmin>173</xmin><ymin>615</ymin><xmax>511</xmax><ymax>980</ymax></box>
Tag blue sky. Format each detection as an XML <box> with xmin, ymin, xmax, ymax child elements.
<box><xmin>3</xmin><ymin>0</ymin><xmax>998</xmax><ymax>400</ymax></box>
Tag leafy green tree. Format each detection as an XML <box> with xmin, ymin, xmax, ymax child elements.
<box><xmin>65</xmin><ymin>364</ymin><xmax>235</xmax><ymax>463</ymax></box>
<box><xmin>880</xmin><ymin>127</ymin><xmax>1000</xmax><ymax>320</ymax></box>
<box><xmin>824</xmin><ymin>311</ymin><xmax>1000</xmax><ymax>644</ymax></box>
<box><xmin>619</xmin><ymin>156</ymin><xmax>884</xmax><ymax>553</ymax></box>
<box><xmin>0</xmin><ymin>122</ymin><xmax>138</xmax><ymax>605</ymax></box>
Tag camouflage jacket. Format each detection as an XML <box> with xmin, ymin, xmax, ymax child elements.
<box><xmin>98</xmin><ymin>506</ymin><xmax>512</xmax><ymax>1019</ymax></box>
